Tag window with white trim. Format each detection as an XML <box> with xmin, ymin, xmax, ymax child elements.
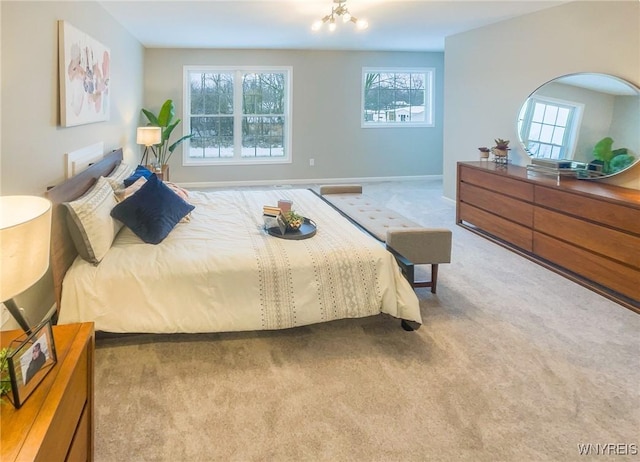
<box><xmin>518</xmin><ymin>96</ymin><xmax>583</xmax><ymax>160</ymax></box>
<box><xmin>362</xmin><ymin>68</ymin><xmax>434</xmax><ymax>128</ymax></box>
<box><xmin>183</xmin><ymin>66</ymin><xmax>292</xmax><ymax>165</ymax></box>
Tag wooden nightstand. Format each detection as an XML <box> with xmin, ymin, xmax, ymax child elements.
<box><xmin>1</xmin><ymin>322</ymin><xmax>95</xmax><ymax>462</ymax></box>
<box><xmin>145</xmin><ymin>164</ymin><xmax>170</xmax><ymax>181</ymax></box>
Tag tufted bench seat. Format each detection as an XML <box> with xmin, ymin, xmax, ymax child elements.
<box><xmin>319</xmin><ymin>184</ymin><xmax>452</xmax><ymax>294</ymax></box>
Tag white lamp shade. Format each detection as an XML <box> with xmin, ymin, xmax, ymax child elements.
<box><xmin>136</xmin><ymin>127</ymin><xmax>162</xmax><ymax>146</ymax></box>
<box><xmin>0</xmin><ymin>196</ymin><xmax>52</xmax><ymax>301</ymax></box>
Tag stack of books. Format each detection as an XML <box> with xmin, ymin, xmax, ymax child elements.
<box><xmin>263</xmin><ymin>205</ymin><xmax>286</xmax><ymax>235</ymax></box>
<box><xmin>263</xmin><ymin>205</ymin><xmax>282</xmax><ymax>217</ymax></box>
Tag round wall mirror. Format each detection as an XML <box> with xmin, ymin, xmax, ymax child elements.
<box><xmin>517</xmin><ymin>73</ymin><xmax>640</xmax><ymax>179</ymax></box>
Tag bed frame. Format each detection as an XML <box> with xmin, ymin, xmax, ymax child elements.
<box><xmin>46</xmin><ymin>149</ymin><xmax>123</xmax><ymax>318</ymax></box>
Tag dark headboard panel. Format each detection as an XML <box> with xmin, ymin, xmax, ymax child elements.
<box><xmin>46</xmin><ymin>148</ymin><xmax>123</xmax><ymax>316</ymax></box>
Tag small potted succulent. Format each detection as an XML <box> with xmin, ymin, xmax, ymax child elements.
<box><xmin>283</xmin><ymin>210</ymin><xmax>304</xmax><ymax>231</ymax></box>
<box><xmin>492</xmin><ymin>138</ymin><xmax>510</xmax><ymax>158</ymax></box>
<box><xmin>478</xmin><ymin>147</ymin><xmax>491</xmax><ymax>159</ymax></box>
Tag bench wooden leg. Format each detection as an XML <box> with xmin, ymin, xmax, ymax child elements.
<box><xmin>388</xmin><ymin>249</ymin><xmax>439</xmax><ymax>294</ymax></box>
<box><xmin>412</xmin><ymin>264</ymin><xmax>439</xmax><ymax>293</ymax></box>
<box><xmin>431</xmin><ymin>264</ymin><xmax>438</xmax><ymax>294</ymax></box>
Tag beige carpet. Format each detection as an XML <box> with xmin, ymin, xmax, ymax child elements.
<box><xmin>94</xmin><ymin>180</ymin><xmax>639</xmax><ymax>462</ymax></box>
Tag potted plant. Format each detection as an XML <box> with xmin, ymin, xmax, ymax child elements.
<box><xmin>492</xmin><ymin>138</ymin><xmax>510</xmax><ymax>157</ymax></box>
<box><xmin>593</xmin><ymin>136</ymin><xmax>635</xmax><ymax>174</ymax></box>
<box><xmin>491</xmin><ymin>138</ymin><xmax>509</xmax><ymax>158</ymax></box>
<box><xmin>1</xmin><ymin>347</ymin><xmax>12</xmax><ymax>401</ymax></box>
<box><xmin>478</xmin><ymin>147</ymin><xmax>491</xmax><ymax>159</ymax></box>
<box><xmin>141</xmin><ymin>99</ymin><xmax>193</xmax><ymax>177</ymax></box>
<box><xmin>283</xmin><ymin>210</ymin><xmax>304</xmax><ymax>231</ymax></box>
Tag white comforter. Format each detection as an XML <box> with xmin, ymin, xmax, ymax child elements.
<box><xmin>58</xmin><ymin>189</ymin><xmax>421</xmax><ymax>333</ymax></box>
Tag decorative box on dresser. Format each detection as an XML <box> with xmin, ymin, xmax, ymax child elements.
<box><xmin>457</xmin><ymin>161</ymin><xmax>640</xmax><ymax>312</ymax></box>
<box><xmin>1</xmin><ymin>322</ymin><xmax>95</xmax><ymax>462</ymax></box>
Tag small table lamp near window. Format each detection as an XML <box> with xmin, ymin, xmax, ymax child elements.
<box><xmin>0</xmin><ymin>196</ymin><xmax>52</xmax><ymax>334</ymax></box>
<box><xmin>137</xmin><ymin>126</ymin><xmax>162</xmax><ymax>166</ymax></box>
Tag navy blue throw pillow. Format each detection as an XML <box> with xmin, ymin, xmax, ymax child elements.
<box><xmin>111</xmin><ymin>174</ymin><xmax>195</xmax><ymax>244</ymax></box>
<box><xmin>123</xmin><ymin>164</ymin><xmax>154</xmax><ymax>187</ymax></box>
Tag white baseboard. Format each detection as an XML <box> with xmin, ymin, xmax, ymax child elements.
<box><xmin>179</xmin><ymin>174</ymin><xmax>442</xmax><ymax>190</ymax></box>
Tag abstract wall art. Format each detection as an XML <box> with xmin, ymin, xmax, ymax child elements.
<box><xmin>58</xmin><ymin>20</ymin><xmax>111</xmax><ymax>127</ymax></box>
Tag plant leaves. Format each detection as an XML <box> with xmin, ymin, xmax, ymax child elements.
<box><xmin>610</xmin><ymin>154</ymin><xmax>635</xmax><ymax>173</ymax></box>
<box><xmin>592</xmin><ymin>137</ymin><xmax>614</xmax><ymax>162</ymax></box>
<box><xmin>141</xmin><ymin>99</ymin><xmax>190</xmax><ymax>164</ymax></box>
<box><xmin>141</xmin><ymin>108</ymin><xmax>159</xmax><ymax>126</ymax></box>
<box><xmin>168</xmin><ymin>134</ymin><xmax>194</xmax><ymax>153</ymax></box>
<box><xmin>163</xmin><ymin>120</ymin><xmax>180</xmax><ymax>143</ymax></box>
<box><xmin>157</xmin><ymin>99</ymin><xmax>175</xmax><ymax>127</ymax></box>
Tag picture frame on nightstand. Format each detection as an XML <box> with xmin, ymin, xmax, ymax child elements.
<box><xmin>6</xmin><ymin>318</ymin><xmax>57</xmax><ymax>409</ymax></box>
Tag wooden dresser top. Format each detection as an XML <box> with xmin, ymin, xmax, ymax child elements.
<box><xmin>459</xmin><ymin>161</ymin><xmax>640</xmax><ymax>208</ymax></box>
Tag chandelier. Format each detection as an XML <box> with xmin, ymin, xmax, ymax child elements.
<box><xmin>312</xmin><ymin>0</ymin><xmax>369</xmax><ymax>32</ymax></box>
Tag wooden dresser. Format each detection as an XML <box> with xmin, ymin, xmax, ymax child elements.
<box><xmin>456</xmin><ymin>161</ymin><xmax>640</xmax><ymax>312</ymax></box>
<box><xmin>1</xmin><ymin>322</ymin><xmax>95</xmax><ymax>461</ymax></box>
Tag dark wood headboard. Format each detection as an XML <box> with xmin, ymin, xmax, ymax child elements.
<box><xmin>45</xmin><ymin>148</ymin><xmax>123</xmax><ymax>317</ymax></box>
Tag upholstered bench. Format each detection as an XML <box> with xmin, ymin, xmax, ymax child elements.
<box><xmin>319</xmin><ymin>185</ymin><xmax>452</xmax><ymax>294</ymax></box>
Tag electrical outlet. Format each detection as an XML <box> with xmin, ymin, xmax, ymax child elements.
<box><xmin>309</xmin><ymin>158</ymin><xmax>315</xmax><ymax>166</ymax></box>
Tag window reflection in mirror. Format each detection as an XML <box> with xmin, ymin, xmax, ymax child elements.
<box><xmin>518</xmin><ymin>96</ymin><xmax>583</xmax><ymax>160</ymax></box>
<box><xmin>518</xmin><ymin>73</ymin><xmax>640</xmax><ymax>178</ymax></box>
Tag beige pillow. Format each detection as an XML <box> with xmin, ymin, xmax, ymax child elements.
<box><xmin>104</xmin><ymin>162</ymin><xmax>134</xmax><ymax>191</ymax></box>
<box><xmin>64</xmin><ymin>176</ymin><xmax>122</xmax><ymax>264</ymax></box>
<box><xmin>115</xmin><ymin>177</ymin><xmax>147</xmax><ymax>202</ymax></box>
<box><xmin>163</xmin><ymin>181</ymin><xmax>190</xmax><ymax>201</ymax></box>
<box><xmin>163</xmin><ymin>182</ymin><xmax>192</xmax><ymax>222</ymax></box>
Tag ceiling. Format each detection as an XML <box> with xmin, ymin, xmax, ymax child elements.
<box><xmin>556</xmin><ymin>74</ymin><xmax>639</xmax><ymax>95</ymax></box>
<box><xmin>99</xmin><ymin>0</ymin><xmax>568</xmax><ymax>52</ymax></box>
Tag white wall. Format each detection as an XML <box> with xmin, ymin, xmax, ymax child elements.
<box><xmin>1</xmin><ymin>1</ymin><xmax>145</xmax><ymax>196</ymax></box>
<box><xmin>144</xmin><ymin>49</ymin><xmax>444</xmax><ymax>185</ymax></box>
<box><xmin>443</xmin><ymin>0</ymin><xmax>640</xmax><ymax>199</ymax></box>
<box><xmin>0</xmin><ymin>1</ymin><xmax>144</xmax><ymax>328</ymax></box>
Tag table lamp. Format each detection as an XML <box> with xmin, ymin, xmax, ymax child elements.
<box><xmin>0</xmin><ymin>196</ymin><xmax>52</xmax><ymax>334</ymax></box>
<box><xmin>136</xmin><ymin>127</ymin><xmax>162</xmax><ymax>166</ymax></box>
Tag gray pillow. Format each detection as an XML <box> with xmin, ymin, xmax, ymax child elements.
<box><xmin>64</xmin><ymin>176</ymin><xmax>122</xmax><ymax>264</ymax></box>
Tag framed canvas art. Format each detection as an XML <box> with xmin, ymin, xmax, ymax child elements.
<box><xmin>58</xmin><ymin>20</ymin><xmax>111</xmax><ymax>127</ymax></box>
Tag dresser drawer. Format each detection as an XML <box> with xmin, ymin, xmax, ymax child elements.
<box><xmin>37</xmin><ymin>346</ymin><xmax>88</xmax><ymax>461</ymax></box>
<box><xmin>460</xmin><ymin>182</ymin><xmax>533</xmax><ymax>227</ymax></box>
<box><xmin>534</xmin><ymin>232</ymin><xmax>640</xmax><ymax>301</ymax></box>
<box><xmin>459</xmin><ymin>202</ymin><xmax>533</xmax><ymax>251</ymax></box>
<box><xmin>460</xmin><ymin>166</ymin><xmax>534</xmax><ymax>201</ymax></box>
<box><xmin>535</xmin><ymin>185</ymin><xmax>640</xmax><ymax>236</ymax></box>
<box><xmin>534</xmin><ymin>207</ymin><xmax>640</xmax><ymax>268</ymax></box>
<box><xmin>66</xmin><ymin>403</ymin><xmax>89</xmax><ymax>462</ymax></box>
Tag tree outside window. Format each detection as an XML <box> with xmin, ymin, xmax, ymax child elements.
<box><xmin>184</xmin><ymin>66</ymin><xmax>291</xmax><ymax>165</ymax></box>
<box><xmin>362</xmin><ymin>68</ymin><xmax>434</xmax><ymax>128</ymax></box>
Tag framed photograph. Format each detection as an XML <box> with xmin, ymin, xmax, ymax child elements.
<box><xmin>6</xmin><ymin>319</ymin><xmax>57</xmax><ymax>409</ymax></box>
<box><xmin>58</xmin><ymin>20</ymin><xmax>111</xmax><ymax>127</ymax></box>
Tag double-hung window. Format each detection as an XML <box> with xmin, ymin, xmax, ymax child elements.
<box><xmin>183</xmin><ymin>66</ymin><xmax>292</xmax><ymax>165</ymax></box>
<box><xmin>362</xmin><ymin>68</ymin><xmax>434</xmax><ymax>128</ymax></box>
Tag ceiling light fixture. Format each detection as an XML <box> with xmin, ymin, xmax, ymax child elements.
<box><xmin>312</xmin><ymin>0</ymin><xmax>369</xmax><ymax>32</ymax></box>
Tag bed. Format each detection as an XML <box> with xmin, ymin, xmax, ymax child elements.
<box><xmin>47</xmin><ymin>149</ymin><xmax>421</xmax><ymax>334</ymax></box>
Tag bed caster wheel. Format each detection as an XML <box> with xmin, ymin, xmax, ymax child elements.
<box><xmin>401</xmin><ymin>319</ymin><xmax>420</xmax><ymax>331</ymax></box>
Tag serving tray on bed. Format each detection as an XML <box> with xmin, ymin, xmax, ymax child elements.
<box><xmin>266</xmin><ymin>217</ymin><xmax>317</xmax><ymax>240</ymax></box>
